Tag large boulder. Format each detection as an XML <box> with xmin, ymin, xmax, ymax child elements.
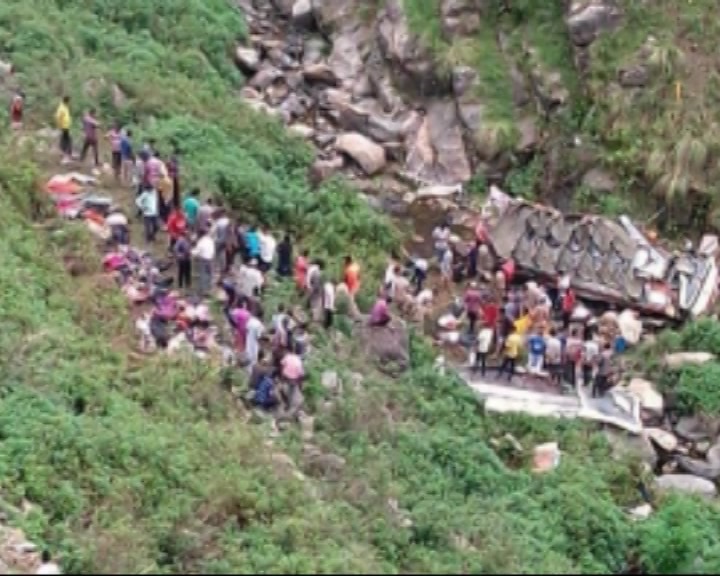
<box><xmin>335</xmin><ymin>132</ymin><xmax>387</xmax><ymax>175</ymax></box>
<box><xmin>645</xmin><ymin>428</ymin><xmax>678</xmax><ymax>453</ymax></box>
<box><xmin>655</xmin><ymin>474</ymin><xmax>717</xmax><ymax>499</ymax></box>
<box><xmin>321</xmin><ymin>89</ymin><xmax>415</xmax><ymax>143</ymax></box>
<box><xmin>604</xmin><ymin>429</ymin><xmax>657</xmax><ymax>469</ymax></box>
<box><xmin>302</xmin><ymin>62</ymin><xmax>340</xmax><ymax>86</ymax></box>
<box><xmin>358</xmin><ymin>319</ymin><xmax>410</xmax><ymax>375</ymax></box>
<box><xmin>675</xmin><ymin>455</ymin><xmax>720</xmax><ymax>481</ymax></box>
<box><xmin>328</xmin><ymin>27</ymin><xmax>373</xmax><ymax>89</ymax></box>
<box><xmin>624</xmin><ymin>377</ymin><xmax>664</xmax><ymax>417</ymax></box>
<box><xmin>566</xmin><ymin>0</ymin><xmax>622</xmax><ymax>47</ymax></box>
<box><xmin>291</xmin><ymin>0</ymin><xmax>315</xmax><ymax>27</ymax></box>
<box><xmin>405</xmin><ymin>100</ymin><xmax>472</xmax><ymax>184</ymax></box>
<box><xmin>235</xmin><ymin>46</ymin><xmax>261</xmax><ymax>74</ymax></box>
<box><xmin>675</xmin><ymin>415</ymin><xmax>720</xmax><ymax>442</ymax></box>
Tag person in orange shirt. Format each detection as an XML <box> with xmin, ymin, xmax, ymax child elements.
<box><xmin>294</xmin><ymin>249</ymin><xmax>309</xmax><ymax>293</ymax></box>
<box><xmin>344</xmin><ymin>255</ymin><xmax>360</xmax><ymax>296</ymax></box>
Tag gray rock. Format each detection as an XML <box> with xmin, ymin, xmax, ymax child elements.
<box><xmin>291</xmin><ymin>0</ymin><xmax>315</xmax><ymax>27</ymax></box>
<box><xmin>675</xmin><ymin>455</ymin><xmax>720</xmax><ymax>481</ymax></box>
<box><xmin>664</xmin><ymin>351</ymin><xmax>715</xmax><ymax>369</ymax></box>
<box><xmin>311</xmin><ymin>0</ymin><xmax>362</xmax><ymax>32</ymax></box>
<box><xmin>302</xmin><ymin>62</ymin><xmax>339</xmax><ymax>86</ymax></box>
<box><xmin>270</xmin><ymin>0</ymin><xmax>294</xmax><ymax>16</ymax></box>
<box><xmin>645</xmin><ymin>428</ymin><xmax>679</xmax><ymax>452</ymax></box>
<box><xmin>235</xmin><ymin>46</ymin><xmax>261</xmax><ymax>73</ymax></box>
<box><xmin>303</xmin><ymin>37</ymin><xmax>328</xmax><ymax>66</ymax></box>
<box><xmin>328</xmin><ymin>27</ymin><xmax>372</xmax><ymax>87</ymax></box>
<box><xmin>452</xmin><ymin>66</ymin><xmax>478</xmax><ymax>98</ymax></box>
<box><xmin>309</xmin><ymin>155</ymin><xmax>344</xmax><ymax>185</ymax></box>
<box><xmin>618</xmin><ymin>64</ymin><xmax>649</xmax><ymax>88</ymax></box>
<box><xmin>303</xmin><ymin>443</ymin><xmax>346</xmax><ymax>479</ymax></box>
<box><xmin>321</xmin><ymin>370</ymin><xmax>342</xmax><ymax>395</ymax></box>
<box><xmin>675</xmin><ymin>415</ymin><xmax>720</xmax><ymax>442</ymax></box>
<box><xmin>111</xmin><ymin>83</ymin><xmax>127</xmax><ymax>108</ymax></box>
<box><xmin>707</xmin><ymin>442</ymin><xmax>720</xmax><ymax>466</ymax></box>
<box><xmin>335</xmin><ymin>132</ymin><xmax>387</xmax><ymax>175</ymax></box>
<box><xmin>582</xmin><ymin>167</ymin><xmax>617</xmax><ymax>193</ymax></box>
<box><xmin>250</xmin><ymin>63</ymin><xmax>283</xmax><ymax>90</ymax></box>
<box><xmin>440</xmin><ymin>0</ymin><xmax>485</xmax><ymax>38</ymax></box>
<box><xmin>566</xmin><ymin>0</ymin><xmax>622</xmax><ymax>47</ymax></box>
<box><xmin>655</xmin><ymin>474</ymin><xmax>717</xmax><ymax>498</ymax></box>
<box><xmin>405</xmin><ymin>100</ymin><xmax>472</xmax><ymax>184</ymax></box>
<box><xmin>358</xmin><ymin>319</ymin><xmax>410</xmax><ymax>375</ymax></box>
<box><xmin>604</xmin><ymin>429</ymin><xmax>658</xmax><ymax>468</ymax></box>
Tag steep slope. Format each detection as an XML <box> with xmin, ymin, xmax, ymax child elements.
<box><xmin>3</xmin><ymin>0</ymin><xmax>720</xmax><ymax>574</ymax></box>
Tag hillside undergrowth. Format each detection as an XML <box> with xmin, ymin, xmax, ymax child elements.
<box><xmin>2</xmin><ymin>0</ymin><xmax>720</xmax><ymax>573</ymax></box>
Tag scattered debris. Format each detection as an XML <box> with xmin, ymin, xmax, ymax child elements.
<box><xmin>532</xmin><ymin>442</ymin><xmax>561</xmax><ymax>473</ymax></box>
<box><xmin>627</xmin><ymin>503</ymin><xmax>653</xmax><ymax>521</ymax></box>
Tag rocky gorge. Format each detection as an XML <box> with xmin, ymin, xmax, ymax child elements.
<box><xmin>231</xmin><ymin>0</ymin><xmax>720</xmax><ymax>505</ymax></box>
<box><xmin>231</xmin><ymin>0</ymin><xmax>644</xmax><ymax>219</ymax></box>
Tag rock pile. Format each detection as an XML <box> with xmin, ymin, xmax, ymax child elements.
<box><xmin>232</xmin><ymin>0</ymin><xmax>575</xmax><ymax>203</ymax></box>
<box><xmin>608</xmin><ymin>353</ymin><xmax>720</xmax><ymax>501</ymax></box>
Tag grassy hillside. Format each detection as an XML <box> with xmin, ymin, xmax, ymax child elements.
<box><xmin>2</xmin><ymin>0</ymin><xmax>720</xmax><ymax>573</ymax></box>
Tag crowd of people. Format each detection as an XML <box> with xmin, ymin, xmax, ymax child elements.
<box><xmin>432</xmin><ymin>220</ymin><xmax>630</xmax><ymax>398</ymax></box>
<box><xmin>49</xmin><ymin>94</ymin><xmax>631</xmax><ymax>412</ymax></box>
<box><xmin>51</xmin><ymin>96</ymin><xmax>419</xmax><ymax>415</ymax></box>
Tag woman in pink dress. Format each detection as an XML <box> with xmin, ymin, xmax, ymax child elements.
<box><xmin>229</xmin><ymin>301</ymin><xmax>251</xmax><ymax>355</ymax></box>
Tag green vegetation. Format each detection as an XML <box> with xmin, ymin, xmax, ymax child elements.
<box><xmin>635</xmin><ymin>319</ymin><xmax>720</xmax><ymax>418</ymax></box>
<box><xmin>3</xmin><ymin>0</ymin><xmax>720</xmax><ymax>573</ymax></box>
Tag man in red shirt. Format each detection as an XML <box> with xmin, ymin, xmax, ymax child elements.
<box><xmin>561</xmin><ymin>287</ymin><xmax>576</xmax><ymax>328</ymax></box>
<box><xmin>167</xmin><ymin>207</ymin><xmax>187</xmax><ymax>251</ymax></box>
<box><xmin>481</xmin><ymin>297</ymin><xmax>499</xmax><ymax>329</ymax></box>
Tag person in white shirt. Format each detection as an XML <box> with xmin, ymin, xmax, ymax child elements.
<box><xmin>192</xmin><ymin>230</ymin><xmax>215</xmax><ymax>297</ymax></box>
<box><xmin>211</xmin><ymin>210</ymin><xmax>231</xmax><ymax>270</ymax></box>
<box><xmin>236</xmin><ymin>259</ymin><xmax>264</xmax><ymax>298</ymax></box>
<box><xmin>322</xmin><ymin>280</ymin><xmax>335</xmax><ymax>329</ymax></box>
<box><xmin>245</xmin><ymin>314</ymin><xmax>265</xmax><ymax>370</ymax></box>
<box><xmin>258</xmin><ymin>228</ymin><xmax>277</xmax><ymax>272</ymax></box>
<box><xmin>473</xmin><ymin>327</ymin><xmax>494</xmax><ymax>377</ymax></box>
<box><xmin>384</xmin><ymin>260</ymin><xmax>397</xmax><ymax>301</ymax></box>
<box><xmin>432</xmin><ymin>222</ymin><xmax>450</xmax><ymax>262</ymax></box>
<box><xmin>135</xmin><ymin>184</ymin><xmax>159</xmax><ymax>243</ymax></box>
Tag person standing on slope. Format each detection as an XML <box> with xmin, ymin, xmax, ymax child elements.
<box><xmin>9</xmin><ymin>91</ymin><xmax>23</xmax><ymax>130</ymax></box>
<box><xmin>55</xmin><ymin>95</ymin><xmax>72</xmax><ymax>164</ymax></box>
<box><xmin>79</xmin><ymin>107</ymin><xmax>100</xmax><ymax>170</ymax></box>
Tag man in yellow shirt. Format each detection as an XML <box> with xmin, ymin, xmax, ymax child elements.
<box><xmin>499</xmin><ymin>327</ymin><xmax>523</xmax><ymax>382</ymax></box>
<box><xmin>55</xmin><ymin>96</ymin><xmax>72</xmax><ymax>163</ymax></box>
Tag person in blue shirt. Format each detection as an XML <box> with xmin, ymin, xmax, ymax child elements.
<box><xmin>244</xmin><ymin>226</ymin><xmax>261</xmax><ymax>262</ymax></box>
<box><xmin>526</xmin><ymin>329</ymin><xmax>546</xmax><ymax>374</ymax></box>
<box><xmin>120</xmin><ymin>128</ymin><xmax>133</xmax><ymax>185</ymax></box>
